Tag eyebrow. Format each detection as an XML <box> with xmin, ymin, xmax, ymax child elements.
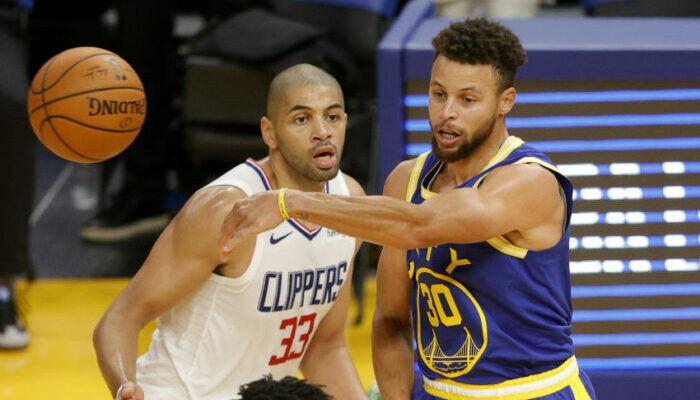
<box><xmin>287</xmin><ymin>103</ymin><xmax>343</xmax><ymax>114</ymax></box>
<box><xmin>430</xmin><ymin>80</ymin><xmax>479</xmax><ymax>92</ymax></box>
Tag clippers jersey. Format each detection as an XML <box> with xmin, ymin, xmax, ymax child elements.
<box><xmin>406</xmin><ymin>137</ymin><xmax>579</xmax><ymax>397</ymax></box>
<box><xmin>136</xmin><ymin>159</ymin><xmax>356</xmax><ymax>400</ymax></box>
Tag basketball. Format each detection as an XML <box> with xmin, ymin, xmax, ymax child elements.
<box><xmin>26</xmin><ymin>47</ymin><xmax>146</xmax><ymax>163</ymax></box>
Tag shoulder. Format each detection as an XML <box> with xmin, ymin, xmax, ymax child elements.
<box><xmin>341</xmin><ymin>173</ymin><xmax>366</xmax><ymax>196</ymax></box>
<box><xmin>482</xmin><ymin>162</ymin><xmax>559</xmax><ymax>190</ymax></box>
<box><xmin>383</xmin><ymin>158</ymin><xmax>418</xmax><ymax>199</ymax></box>
<box><xmin>175</xmin><ymin>186</ymin><xmax>248</xmax><ymax>233</ymax></box>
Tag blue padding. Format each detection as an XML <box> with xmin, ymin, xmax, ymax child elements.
<box><xmin>583</xmin><ymin>0</ymin><xmax>632</xmax><ymax>7</ymax></box>
<box><xmin>583</xmin><ymin>357</ymin><xmax>700</xmax><ymax>370</ymax></box>
<box><xmin>402</xmin><ymin>18</ymin><xmax>700</xmax><ymax>80</ymax></box>
<box><xmin>377</xmin><ymin>0</ymin><xmax>435</xmax><ymax>187</ymax></box>
<box><xmin>405</xmin><ymin>89</ymin><xmax>700</xmax><ymax>106</ymax></box>
<box><xmin>572</xmin><ymin>283</ymin><xmax>700</xmax><ymax>298</ymax></box>
<box><xmin>574</xmin><ymin>308</ymin><xmax>700</xmax><ymax>322</ymax></box>
<box><xmin>573</xmin><ymin>332</ymin><xmax>700</xmax><ymax>346</ymax></box>
<box><xmin>406</xmin><ymin>138</ymin><xmax>700</xmax><ymax>156</ymax></box>
<box><xmin>284</xmin><ymin>0</ymin><xmax>400</xmax><ymax>17</ymax></box>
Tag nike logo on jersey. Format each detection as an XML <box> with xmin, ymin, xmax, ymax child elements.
<box><xmin>270</xmin><ymin>231</ymin><xmax>293</xmax><ymax>244</ymax></box>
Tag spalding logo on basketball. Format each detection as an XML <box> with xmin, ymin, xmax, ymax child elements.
<box><xmin>27</xmin><ymin>47</ymin><xmax>146</xmax><ymax>163</ymax></box>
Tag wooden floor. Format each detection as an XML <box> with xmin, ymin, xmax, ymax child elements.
<box><xmin>0</xmin><ymin>278</ymin><xmax>377</xmax><ymax>399</ymax></box>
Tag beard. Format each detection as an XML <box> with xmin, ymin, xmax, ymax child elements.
<box><xmin>431</xmin><ymin>114</ymin><xmax>497</xmax><ymax>163</ymax></box>
<box><xmin>276</xmin><ymin>137</ymin><xmax>341</xmax><ymax>182</ymax></box>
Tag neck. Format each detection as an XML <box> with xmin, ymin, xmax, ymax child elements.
<box><xmin>261</xmin><ymin>151</ymin><xmax>327</xmax><ymax>192</ymax></box>
<box><xmin>442</xmin><ymin>121</ymin><xmax>509</xmax><ymax>186</ymax></box>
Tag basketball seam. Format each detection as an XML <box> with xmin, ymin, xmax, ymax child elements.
<box><xmin>40</xmin><ymin>58</ymin><xmax>101</xmax><ymax>162</ymax></box>
<box><xmin>42</xmin><ymin>115</ymin><xmax>142</xmax><ymax>134</ymax></box>
<box><xmin>28</xmin><ymin>86</ymin><xmax>145</xmax><ymax>116</ymax></box>
<box><xmin>30</xmin><ymin>52</ymin><xmax>117</xmax><ymax>95</ymax></box>
<box><xmin>39</xmin><ymin>119</ymin><xmax>101</xmax><ymax>162</ymax></box>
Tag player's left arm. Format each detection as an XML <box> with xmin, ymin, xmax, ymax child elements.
<box><xmin>299</xmin><ymin>174</ymin><xmax>368</xmax><ymax>400</ymax></box>
<box><xmin>220</xmin><ymin>163</ymin><xmax>564</xmax><ymax>255</ymax></box>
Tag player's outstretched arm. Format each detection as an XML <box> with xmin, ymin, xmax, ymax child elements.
<box><xmin>93</xmin><ymin>186</ymin><xmax>249</xmax><ymax>399</ymax></box>
<box><xmin>300</xmin><ymin>174</ymin><xmax>368</xmax><ymax>400</ymax></box>
<box><xmin>371</xmin><ymin>161</ymin><xmax>416</xmax><ymax>400</ymax></box>
<box><xmin>220</xmin><ymin>162</ymin><xmax>564</xmax><ymax>256</ymax></box>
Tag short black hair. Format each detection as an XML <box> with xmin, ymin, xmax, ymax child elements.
<box><xmin>431</xmin><ymin>18</ymin><xmax>527</xmax><ymax>92</ymax></box>
<box><xmin>238</xmin><ymin>375</ymin><xmax>332</xmax><ymax>400</ymax></box>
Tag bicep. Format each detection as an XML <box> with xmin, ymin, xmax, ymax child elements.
<box><xmin>105</xmin><ymin>188</ymin><xmax>244</xmax><ymax>328</ymax></box>
<box><xmin>419</xmin><ymin>164</ymin><xmax>563</xmax><ymax>245</ymax></box>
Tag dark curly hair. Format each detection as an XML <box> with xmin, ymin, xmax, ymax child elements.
<box><xmin>432</xmin><ymin>18</ymin><xmax>527</xmax><ymax>92</ymax></box>
<box><xmin>237</xmin><ymin>375</ymin><xmax>332</xmax><ymax>400</ymax></box>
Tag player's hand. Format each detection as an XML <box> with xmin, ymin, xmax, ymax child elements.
<box><xmin>115</xmin><ymin>382</ymin><xmax>144</xmax><ymax>400</ymax></box>
<box><xmin>219</xmin><ymin>190</ymin><xmax>284</xmax><ymax>262</ymax></box>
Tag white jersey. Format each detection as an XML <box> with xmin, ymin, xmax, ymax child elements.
<box><xmin>136</xmin><ymin>158</ymin><xmax>356</xmax><ymax>400</ymax></box>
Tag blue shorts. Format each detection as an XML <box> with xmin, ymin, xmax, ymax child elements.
<box><xmin>412</xmin><ymin>367</ymin><xmax>596</xmax><ymax>400</ymax></box>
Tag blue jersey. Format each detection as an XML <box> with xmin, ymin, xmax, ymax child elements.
<box><xmin>406</xmin><ymin>137</ymin><xmax>576</xmax><ymax>391</ymax></box>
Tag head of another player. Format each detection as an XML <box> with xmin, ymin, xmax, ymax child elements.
<box><xmin>429</xmin><ymin>18</ymin><xmax>527</xmax><ymax>163</ymax></box>
<box><xmin>261</xmin><ymin>63</ymin><xmax>346</xmax><ymax>182</ymax></box>
<box><xmin>237</xmin><ymin>375</ymin><xmax>332</xmax><ymax>400</ymax></box>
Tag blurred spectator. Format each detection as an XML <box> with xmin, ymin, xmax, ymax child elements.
<box><xmin>0</xmin><ymin>0</ymin><xmax>34</xmax><ymax>350</ymax></box>
<box><xmin>79</xmin><ymin>0</ymin><xmax>179</xmax><ymax>242</ymax></box>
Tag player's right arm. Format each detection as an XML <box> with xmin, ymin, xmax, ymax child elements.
<box><xmin>93</xmin><ymin>186</ymin><xmax>252</xmax><ymax>399</ymax></box>
<box><xmin>372</xmin><ymin>160</ymin><xmax>416</xmax><ymax>400</ymax></box>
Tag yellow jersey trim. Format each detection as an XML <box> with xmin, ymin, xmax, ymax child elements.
<box><xmin>570</xmin><ymin>375</ymin><xmax>592</xmax><ymax>400</ymax></box>
<box><xmin>424</xmin><ymin>356</ymin><xmax>581</xmax><ymax>400</ymax></box>
<box><xmin>480</xmin><ymin>136</ymin><xmax>524</xmax><ymax>174</ymax></box>
<box><xmin>406</xmin><ymin>152</ymin><xmax>430</xmax><ymax>202</ymax></box>
<box><xmin>485</xmin><ymin>236</ymin><xmax>528</xmax><ymax>259</ymax></box>
<box><xmin>513</xmin><ymin>156</ymin><xmax>565</xmax><ymax>176</ymax></box>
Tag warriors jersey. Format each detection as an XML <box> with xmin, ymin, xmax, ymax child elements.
<box><xmin>136</xmin><ymin>158</ymin><xmax>356</xmax><ymax>400</ymax></box>
<box><xmin>406</xmin><ymin>137</ymin><xmax>592</xmax><ymax>399</ymax></box>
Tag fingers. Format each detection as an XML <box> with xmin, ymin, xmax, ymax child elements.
<box><xmin>117</xmin><ymin>382</ymin><xmax>144</xmax><ymax>400</ymax></box>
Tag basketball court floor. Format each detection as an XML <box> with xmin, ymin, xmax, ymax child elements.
<box><xmin>0</xmin><ymin>278</ymin><xmax>376</xmax><ymax>398</ymax></box>
<box><xmin>0</xmin><ymin>144</ymin><xmax>377</xmax><ymax>398</ymax></box>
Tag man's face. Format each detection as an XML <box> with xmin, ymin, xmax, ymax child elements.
<box><xmin>428</xmin><ymin>55</ymin><xmax>502</xmax><ymax>163</ymax></box>
<box><xmin>272</xmin><ymin>85</ymin><xmax>347</xmax><ymax>181</ymax></box>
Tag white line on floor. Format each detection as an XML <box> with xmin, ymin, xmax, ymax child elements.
<box><xmin>30</xmin><ymin>164</ymin><xmax>74</xmax><ymax>226</ymax></box>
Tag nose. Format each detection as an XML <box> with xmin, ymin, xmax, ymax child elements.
<box><xmin>441</xmin><ymin>96</ymin><xmax>458</xmax><ymax>122</ymax></box>
<box><xmin>312</xmin><ymin>118</ymin><xmax>332</xmax><ymax>141</ymax></box>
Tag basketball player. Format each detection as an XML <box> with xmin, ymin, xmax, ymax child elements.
<box><xmin>219</xmin><ymin>19</ymin><xmax>597</xmax><ymax>400</ymax></box>
<box><xmin>93</xmin><ymin>64</ymin><xmax>367</xmax><ymax>400</ymax></box>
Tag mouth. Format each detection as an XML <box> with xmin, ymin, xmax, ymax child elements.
<box><xmin>312</xmin><ymin>145</ymin><xmax>337</xmax><ymax>169</ymax></box>
<box><xmin>435</xmin><ymin>127</ymin><xmax>462</xmax><ymax>146</ymax></box>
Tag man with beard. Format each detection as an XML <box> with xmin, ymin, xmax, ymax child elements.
<box><xmin>93</xmin><ymin>64</ymin><xmax>368</xmax><ymax>400</ymax></box>
<box><xmin>219</xmin><ymin>19</ymin><xmax>596</xmax><ymax>400</ymax></box>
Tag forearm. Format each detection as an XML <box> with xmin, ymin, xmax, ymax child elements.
<box><xmin>93</xmin><ymin>318</ymin><xmax>140</xmax><ymax>396</ymax></box>
<box><xmin>371</xmin><ymin>317</ymin><xmax>415</xmax><ymax>400</ymax></box>
<box><xmin>286</xmin><ymin>190</ymin><xmax>431</xmax><ymax>249</ymax></box>
<box><xmin>301</xmin><ymin>342</ymin><xmax>367</xmax><ymax>400</ymax></box>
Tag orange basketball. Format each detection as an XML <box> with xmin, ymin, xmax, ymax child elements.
<box><xmin>27</xmin><ymin>47</ymin><xmax>146</xmax><ymax>163</ymax></box>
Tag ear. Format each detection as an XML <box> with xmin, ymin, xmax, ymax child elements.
<box><xmin>260</xmin><ymin>116</ymin><xmax>277</xmax><ymax>149</ymax></box>
<box><xmin>498</xmin><ymin>87</ymin><xmax>516</xmax><ymax>116</ymax></box>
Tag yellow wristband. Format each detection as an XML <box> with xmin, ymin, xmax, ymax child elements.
<box><xmin>278</xmin><ymin>188</ymin><xmax>290</xmax><ymax>220</ymax></box>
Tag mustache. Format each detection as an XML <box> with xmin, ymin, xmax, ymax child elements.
<box><xmin>434</xmin><ymin>122</ymin><xmax>465</xmax><ymax>135</ymax></box>
<box><xmin>312</xmin><ymin>141</ymin><xmax>337</xmax><ymax>152</ymax></box>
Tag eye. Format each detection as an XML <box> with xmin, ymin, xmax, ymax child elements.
<box><xmin>294</xmin><ymin>115</ymin><xmax>308</xmax><ymax>124</ymax></box>
<box><xmin>327</xmin><ymin>113</ymin><xmax>339</xmax><ymax>122</ymax></box>
<box><xmin>431</xmin><ymin>90</ymin><xmax>445</xmax><ymax>98</ymax></box>
<box><xmin>462</xmin><ymin>97</ymin><xmax>474</xmax><ymax>103</ymax></box>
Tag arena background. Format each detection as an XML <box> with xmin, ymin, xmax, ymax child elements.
<box><xmin>1</xmin><ymin>0</ymin><xmax>698</xmax><ymax>399</ymax></box>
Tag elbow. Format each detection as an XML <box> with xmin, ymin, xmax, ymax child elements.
<box><xmin>402</xmin><ymin>222</ymin><xmax>436</xmax><ymax>249</ymax></box>
<box><xmin>372</xmin><ymin>313</ymin><xmax>412</xmax><ymax>342</ymax></box>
